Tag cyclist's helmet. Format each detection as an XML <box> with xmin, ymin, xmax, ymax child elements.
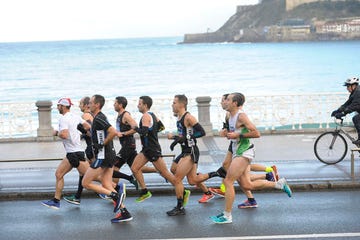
<box><xmin>343</xmin><ymin>77</ymin><xmax>359</xmax><ymax>86</ymax></box>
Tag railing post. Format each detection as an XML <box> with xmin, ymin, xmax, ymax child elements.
<box><xmin>36</xmin><ymin>100</ymin><xmax>54</xmax><ymax>141</ymax></box>
<box><xmin>196</xmin><ymin>96</ymin><xmax>213</xmax><ymax>136</ymax></box>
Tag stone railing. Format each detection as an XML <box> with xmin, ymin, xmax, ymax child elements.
<box><xmin>0</xmin><ymin>102</ymin><xmax>37</xmax><ymax>139</ymax></box>
<box><xmin>0</xmin><ymin>93</ymin><xmax>350</xmax><ymax>140</ymax></box>
<box><xmin>244</xmin><ymin>93</ymin><xmax>349</xmax><ymax>130</ymax></box>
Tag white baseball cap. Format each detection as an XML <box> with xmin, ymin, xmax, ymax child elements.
<box><xmin>57</xmin><ymin>98</ymin><xmax>73</xmax><ymax>107</ymax></box>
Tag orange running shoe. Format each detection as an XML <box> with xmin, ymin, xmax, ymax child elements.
<box><xmin>198</xmin><ymin>193</ymin><xmax>215</xmax><ymax>203</ymax></box>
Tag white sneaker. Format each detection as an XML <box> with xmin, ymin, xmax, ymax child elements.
<box><xmin>277</xmin><ymin>178</ymin><xmax>292</xmax><ymax>197</ymax></box>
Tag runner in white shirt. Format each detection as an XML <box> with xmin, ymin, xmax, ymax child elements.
<box><xmin>41</xmin><ymin>97</ymin><xmax>91</xmax><ymax>210</ymax></box>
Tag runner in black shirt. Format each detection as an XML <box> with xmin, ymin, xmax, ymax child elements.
<box><xmin>82</xmin><ymin>94</ymin><xmax>132</xmax><ymax>223</ymax></box>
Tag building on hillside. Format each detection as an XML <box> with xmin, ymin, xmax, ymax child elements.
<box><xmin>265</xmin><ymin>19</ymin><xmax>313</xmax><ymax>41</ymax></box>
<box><xmin>315</xmin><ymin>18</ymin><xmax>360</xmax><ymax>39</ymax></box>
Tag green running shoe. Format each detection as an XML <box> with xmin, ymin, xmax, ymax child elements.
<box><xmin>183</xmin><ymin>189</ymin><xmax>191</xmax><ymax>207</ymax></box>
<box><xmin>135</xmin><ymin>191</ymin><xmax>152</xmax><ymax>203</ymax></box>
<box><xmin>63</xmin><ymin>194</ymin><xmax>80</xmax><ymax>205</ymax></box>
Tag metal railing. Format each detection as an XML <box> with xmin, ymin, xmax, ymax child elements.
<box><xmin>0</xmin><ymin>93</ymin><xmax>349</xmax><ymax>139</ymax></box>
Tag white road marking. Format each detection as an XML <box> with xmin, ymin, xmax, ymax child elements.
<box><xmin>151</xmin><ymin>232</ymin><xmax>360</xmax><ymax>240</ymax></box>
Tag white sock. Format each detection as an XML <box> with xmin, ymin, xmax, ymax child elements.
<box><xmin>224</xmin><ymin>211</ymin><xmax>232</xmax><ymax>218</ymax></box>
<box><xmin>275</xmin><ymin>179</ymin><xmax>284</xmax><ymax>189</ymax></box>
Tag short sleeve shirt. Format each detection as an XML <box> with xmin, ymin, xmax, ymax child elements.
<box><xmin>58</xmin><ymin>112</ymin><xmax>84</xmax><ymax>153</ymax></box>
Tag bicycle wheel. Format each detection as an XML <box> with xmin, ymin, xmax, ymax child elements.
<box><xmin>314</xmin><ymin>131</ymin><xmax>347</xmax><ymax>164</ymax></box>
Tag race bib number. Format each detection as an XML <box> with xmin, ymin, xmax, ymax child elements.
<box><xmin>96</xmin><ymin>130</ymin><xmax>105</xmax><ymax>159</ymax></box>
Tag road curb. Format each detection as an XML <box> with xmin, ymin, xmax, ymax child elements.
<box><xmin>1</xmin><ymin>180</ymin><xmax>359</xmax><ymax>201</ymax></box>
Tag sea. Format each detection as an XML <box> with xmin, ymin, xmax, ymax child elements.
<box><xmin>1</xmin><ymin>36</ymin><xmax>360</xmax><ymax>104</ymax></box>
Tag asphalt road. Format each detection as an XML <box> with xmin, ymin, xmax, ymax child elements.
<box><xmin>1</xmin><ymin>190</ymin><xmax>360</xmax><ymax>240</ymax></box>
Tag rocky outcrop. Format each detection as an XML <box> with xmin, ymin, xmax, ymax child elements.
<box><xmin>182</xmin><ymin>0</ymin><xmax>286</xmax><ymax>43</ymax></box>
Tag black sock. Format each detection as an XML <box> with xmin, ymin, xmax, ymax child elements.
<box><xmin>112</xmin><ymin>171</ymin><xmax>132</xmax><ymax>181</ymax></box>
<box><xmin>205</xmin><ymin>191</ymin><xmax>212</xmax><ymax>195</ymax></box>
<box><xmin>75</xmin><ymin>176</ymin><xmax>83</xmax><ymax>199</ymax></box>
<box><xmin>115</xmin><ymin>184</ymin><xmax>120</xmax><ymax>193</ymax></box>
<box><xmin>208</xmin><ymin>167</ymin><xmax>227</xmax><ymax>178</ymax></box>
<box><xmin>216</xmin><ymin>167</ymin><xmax>227</xmax><ymax>178</ymax></box>
<box><xmin>177</xmin><ymin>198</ymin><xmax>183</xmax><ymax>208</ymax></box>
<box><xmin>208</xmin><ymin>172</ymin><xmax>218</xmax><ymax>178</ymax></box>
<box><xmin>248</xmin><ymin>198</ymin><xmax>255</xmax><ymax>202</ymax></box>
<box><xmin>140</xmin><ymin>188</ymin><xmax>148</xmax><ymax>195</ymax></box>
<box><xmin>53</xmin><ymin>198</ymin><xmax>60</xmax><ymax>203</ymax></box>
<box><xmin>130</xmin><ymin>175</ymin><xmax>136</xmax><ymax>182</ymax></box>
<box><xmin>109</xmin><ymin>191</ymin><xmax>118</xmax><ymax>201</ymax></box>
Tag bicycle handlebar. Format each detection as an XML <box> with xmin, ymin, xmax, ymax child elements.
<box><xmin>334</xmin><ymin>117</ymin><xmax>344</xmax><ymax>125</ymax></box>
<box><xmin>333</xmin><ymin>117</ymin><xmax>355</xmax><ymax>128</ymax></box>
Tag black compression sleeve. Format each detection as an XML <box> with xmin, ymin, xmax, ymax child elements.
<box><xmin>192</xmin><ymin>123</ymin><xmax>206</xmax><ymax>138</ymax></box>
<box><xmin>157</xmin><ymin>120</ymin><xmax>165</xmax><ymax>132</ymax></box>
<box><xmin>135</xmin><ymin>126</ymin><xmax>149</xmax><ymax>135</ymax></box>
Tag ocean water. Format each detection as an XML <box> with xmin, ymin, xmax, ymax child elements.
<box><xmin>1</xmin><ymin>37</ymin><xmax>360</xmax><ymax>104</ymax></box>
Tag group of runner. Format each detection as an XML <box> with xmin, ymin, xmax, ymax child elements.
<box><xmin>41</xmin><ymin>93</ymin><xmax>292</xmax><ymax>224</ymax></box>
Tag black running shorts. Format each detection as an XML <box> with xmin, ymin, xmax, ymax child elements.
<box><xmin>66</xmin><ymin>151</ymin><xmax>86</xmax><ymax>168</ymax></box>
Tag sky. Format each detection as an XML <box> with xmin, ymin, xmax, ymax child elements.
<box><xmin>0</xmin><ymin>0</ymin><xmax>259</xmax><ymax>42</ymax></box>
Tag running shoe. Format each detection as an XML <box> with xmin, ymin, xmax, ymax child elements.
<box><xmin>237</xmin><ymin>199</ymin><xmax>258</xmax><ymax>209</ymax></box>
<box><xmin>63</xmin><ymin>194</ymin><xmax>80</xmax><ymax>205</ymax></box>
<box><xmin>135</xmin><ymin>191</ymin><xmax>152</xmax><ymax>203</ymax></box>
<box><xmin>209</xmin><ymin>187</ymin><xmax>225</xmax><ymax>198</ymax></box>
<box><xmin>129</xmin><ymin>176</ymin><xmax>139</xmax><ymax>191</ymax></box>
<box><xmin>111</xmin><ymin>208</ymin><xmax>133</xmax><ymax>223</ymax></box>
<box><xmin>41</xmin><ymin>199</ymin><xmax>60</xmax><ymax>210</ymax></box>
<box><xmin>278</xmin><ymin>178</ymin><xmax>292</xmax><ymax>197</ymax></box>
<box><xmin>98</xmin><ymin>193</ymin><xmax>112</xmax><ymax>201</ymax></box>
<box><xmin>220</xmin><ymin>183</ymin><xmax>226</xmax><ymax>192</ymax></box>
<box><xmin>183</xmin><ymin>189</ymin><xmax>191</xmax><ymax>207</ymax></box>
<box><xmin>114</xmin><ymin>182</ymin><xmax>126</xmax><ymax>213</ymax></box>
<box><xmin>166</xmin><ymin>207</ymin><xmax>185</xmax><ymax>216</ymax></box>
<box><xmin>210</xmin><ymin>212</ymin><xmax>232</xmax><ymax>224</ymax></box>
<box><xmin>271</xmin><ymin>165</ymin><xmax>280</xmax><ymax>181</ymax></box>
<box><xmin>198</xmin><ymin>193</ymin><xmax>215</xmax><ymax>203</ymax></box>
<box><xmin>210</xmin><ymin>212</ymin><xmax>223</xmax><ymax>221</ymax></box>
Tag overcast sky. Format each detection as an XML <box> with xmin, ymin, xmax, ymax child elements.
<box><xmin>0</xmin><ymin>0</ymin><xmax>259</xmax><ymax>42</ymax></box>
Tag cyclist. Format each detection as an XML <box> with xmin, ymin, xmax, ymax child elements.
<box><xmin>331</xmin><ymin>77</ymin><xmax>360</xmax><ymax>144</ymax></box>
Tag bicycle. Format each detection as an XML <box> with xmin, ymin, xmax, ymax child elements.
<box><xmin>314</xmin><ymin>117</ymin><xmax>360</xmax><ymax>165</ymax></box>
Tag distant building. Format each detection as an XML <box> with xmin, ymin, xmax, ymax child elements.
<box><xmin>315</xmin><ymin>18</ymin><xmax>360</xmax><ymax>39</ymax></box>
<box><xmin>265</xmin><ymin>19</ymin><xmax>312</xmax><ymax>41</ymax></box>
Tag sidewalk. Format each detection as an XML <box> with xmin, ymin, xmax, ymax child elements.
<box><xmin>1</xmin><ymin>133</ymin><xmax>359</xmax><ymax>199</ymax></box>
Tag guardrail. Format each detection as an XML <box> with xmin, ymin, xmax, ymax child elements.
<box><xmin>0</xmin><ymin>93</ymin><xmax>349</xmax><ymax>139</ymax></box>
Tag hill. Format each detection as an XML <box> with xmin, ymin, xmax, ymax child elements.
<box><xmin>181</xmin><ymin>0</ymin><xmax>360</xmax><ymax>43</ymax></box>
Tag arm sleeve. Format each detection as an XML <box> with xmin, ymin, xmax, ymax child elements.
<box><xmin>157</xmin><ymin>120</ymin><xmax>165</xmax><ymax>132</ymax></box>
<box><xmin>192</xmin><ymin>123</ymin><xmax>206</xmax><ymax>138</ymax></box>
<box><xmin>77</xmin><ymin>123</ymin><xmax>87</xmax><ymax>134</ymax></box>
<box><xmin>135</xmin><ymin>126</ymin><xmax>149</xmax><ymax>136</ymax></box>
